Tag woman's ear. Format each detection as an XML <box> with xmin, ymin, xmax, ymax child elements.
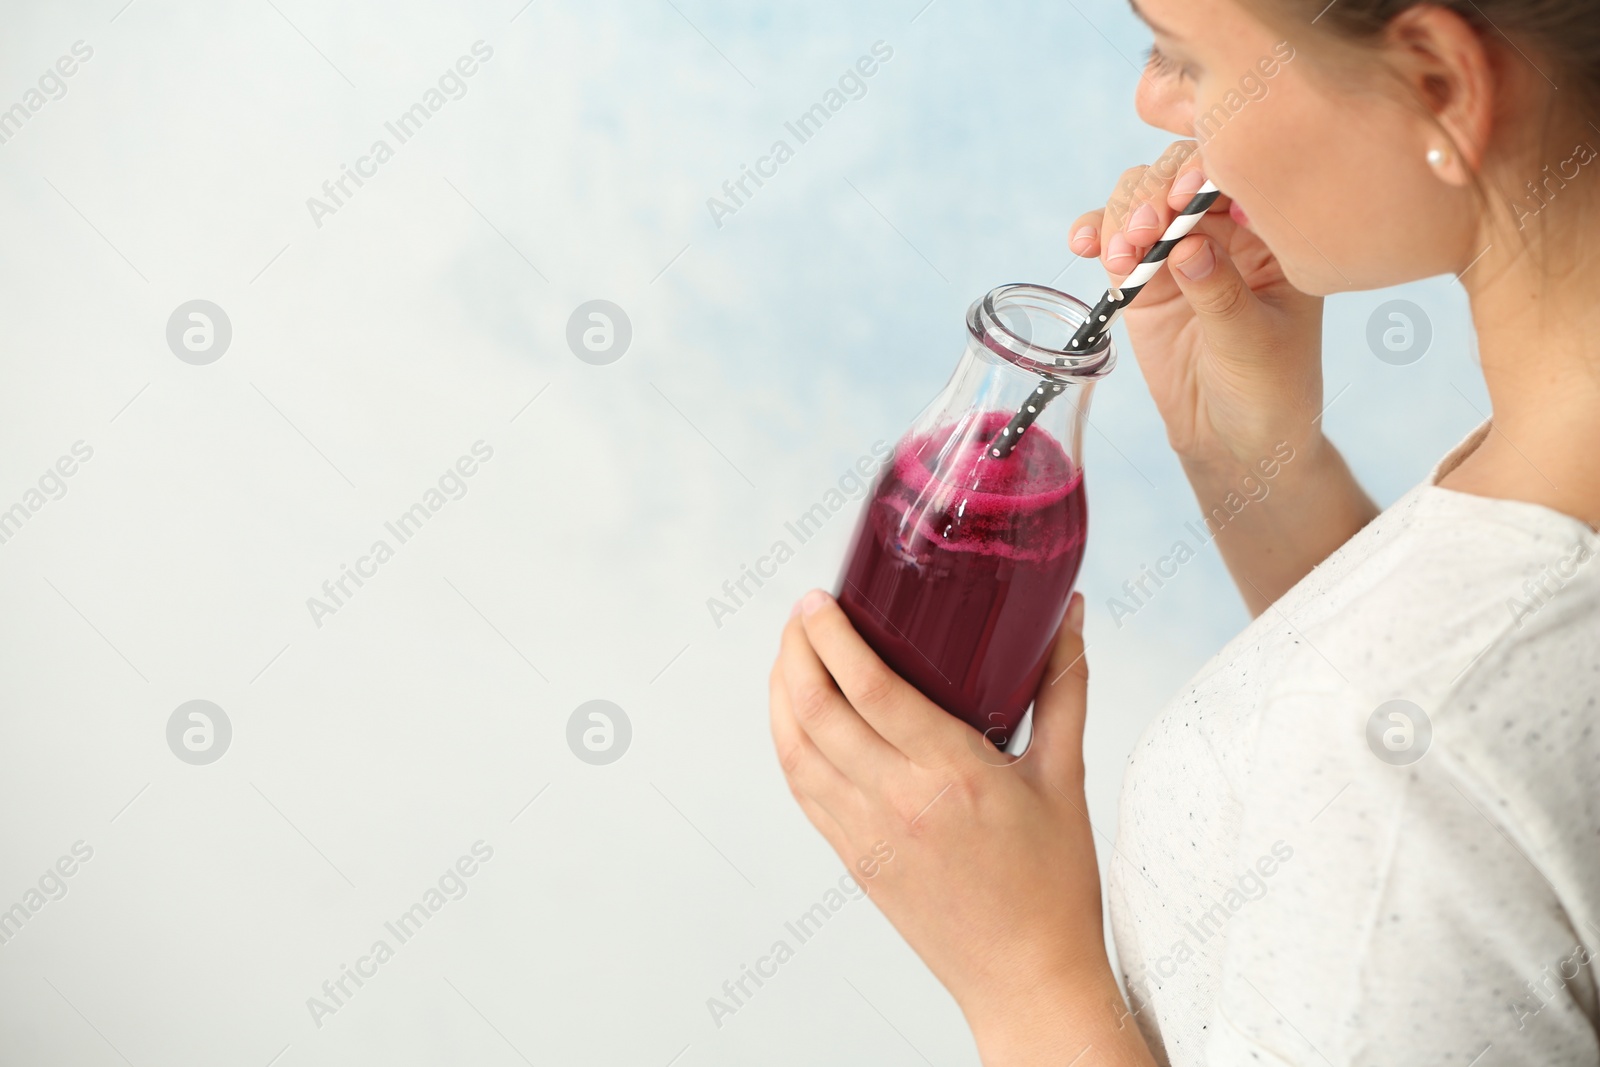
<box><xmin>1379</xmin><ymin>3</ymin><xmax>1503</xmax><ymax>183</ymax></box>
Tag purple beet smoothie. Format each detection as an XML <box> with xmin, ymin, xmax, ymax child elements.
<box><xmin>836</xmin><ymin>410</ymin><xmax>1087</xmax><ymax>743</ymax></box>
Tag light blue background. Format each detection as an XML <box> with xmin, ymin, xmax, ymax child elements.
<box><xmin>0</xmin><ymin>1</ymin><xmax>1484</xmax><ymax>1064</ymax></box>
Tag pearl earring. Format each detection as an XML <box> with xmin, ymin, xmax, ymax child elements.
<box><xmin>1426</xmin><ymin>147</ymin><xmax>1448</xmax><ymax>169</ymax></box>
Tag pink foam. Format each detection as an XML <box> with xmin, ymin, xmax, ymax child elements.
<box><xmin>883</xmin><ymin>410</ymin><xmax>1083</xmax><ymax>561</ymax></box>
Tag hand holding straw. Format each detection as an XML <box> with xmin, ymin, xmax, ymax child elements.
<box><xmin>988</xmin><ymin>179</ymin><xmax>1222</xmax><ymax>459</ymax></box>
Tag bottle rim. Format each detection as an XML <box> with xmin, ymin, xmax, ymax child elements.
<box><xmin>967</xmin><ymin>283</ymin><xmax>1117</xmax><ymax>380</ymax></box>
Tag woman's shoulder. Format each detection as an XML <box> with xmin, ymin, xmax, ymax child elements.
<box><xmin>1291</xmin><ymin>482</ymin><xmax>1600</xmax><ymax>690</ymax></box>
<box><xmin>1126</xmin><ymin>473</ymin><xmax>1600</xmax><ymax>817</ymax></box>
<box><xmin>1260</xmin><ymin>482</ymin><xmax>1600</xmax><ymax>836</ymax></box>
<box><xmin>1186</xmin><ymin>477</ymin><xmax>1598</xmax><ymax>713</ymax></box>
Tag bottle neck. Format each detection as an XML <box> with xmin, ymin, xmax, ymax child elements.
<box><xmin>966</xmin><ymin>284</ymin><xmax>1116</xmax><ymax>385</ymax></box>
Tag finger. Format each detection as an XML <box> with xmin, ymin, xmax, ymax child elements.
<box><xmin>1101</xmin><ymin>164</ymin><xmax>1149</xmax><ymax>236</ymax></box>
<box><xmin>1101</xmin><ymin>142</ymin><xmax>1210</xmax><ymax>275</ymax></box>
<box><xmin>1104</xmin><ymin>169</ymin><xmax>1166</xmax><ymax>274</ymax></box>
<box><xmin>1166</xmin><ymin>232</ymin><xmax>1273</xmax><ymax>346</ymax></box>
<box><xmin>769</xmin><ymin>658</ymin><xmax>855</xmax><ymax>812</ymax></box>
<box><xmin>796</xmin><ymin>590</ymin><xmax>968</xmax><ymax>767</ymax></box>
<box><xmin>1165</xmin><ymin>156</ymin><xmax>1231</xmax><ymax>215</ymax></box>
<box><xmin>1069</xmin><ymin>210</ymin><xmax>1104</xmax><ymax>258</ymax></box>
<box><xmin>1122</xmin><ymin>198</ymin><xmax>1167</xmax><ymax>249</ymax></box>
<box><xmin>1022</xmin><ymin>593</ymin><xmax>1090</xmax><ymax>786</ymax></box>
<box><xmin>1108</xmin><ymin>142</ymin><xmax>1196</xmax><ymax>245</ymax></box>
<box><xmin>779</xmin><ymin>614</ymin><xmax>906</xmax><ymax>784</ymax></box>
<box><xmin>1104</xmin><ymin>228</ymin><xmax>1143</xmax><ymax>277</ymax></box>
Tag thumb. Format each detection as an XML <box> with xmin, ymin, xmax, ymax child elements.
<box><xmin>1166</xmin><ymin>233</ymin><xmax>1275</xmax><ymax>361</ymax></box>
<box><xmin>1022</xmin><ymin>593</ymin><xmax>1089</xmax><ymax>785</ymax></box>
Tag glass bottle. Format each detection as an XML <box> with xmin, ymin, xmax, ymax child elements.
<box><xmin>835</xmin><ymin>283</ymin><xmax>1115</xmax><ymax>751</ymax></box>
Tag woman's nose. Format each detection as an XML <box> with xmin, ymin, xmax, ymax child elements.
<box><xmin>1135</xmin><ymin>74</ymin><xmax>1193</xmax><ymax>137</ymax></box>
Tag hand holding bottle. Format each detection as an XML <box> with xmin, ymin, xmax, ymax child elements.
<box><xmin>770</xmin><ymin>590</ymin><xmax>1157</xmax><ymax>1066</ymax></box>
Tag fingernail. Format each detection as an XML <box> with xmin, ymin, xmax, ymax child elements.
<box><xmin>1067</xmin><ymin>594</ymin><xmax>1085</xmax><ymax>635</ymax></box>
<box><xmin>789</xmin><ymin>599</ymin><xmax>804</xmax><ymax>619</ymax></box>
<box><xmin>800</xmin><ymin>590</ymin><xmax>829</xmax><ymax>617</ymax></box>
<box><xmin>1071</xmin><ymin>224</ymin><xmax>1096</xmax><ymax>251</ymax></box>
<box><xmin>1127</xmin><ymin>203</ymin><xmax>1158</xmax><ymax>233</ymax></box>
<box><xmin>1174</xmin><ymin>240</ymin><xmax>1215</xmax><ymax>281</ymax></box>
<box><xmin>1172</xmin><ymin>169</ymin><xmax>1206</xmax><ymax>198</ymax></box>
<box><xmin>1105</xmin><ymin>231</ymin><xmax>1135</xmax><ymax>264</ymax></box>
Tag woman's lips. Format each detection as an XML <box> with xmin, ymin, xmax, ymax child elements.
<box><xmin>1229</xmin><ymin>200</ymin><xmax>1250</xmax><ymax>228</ymax></box>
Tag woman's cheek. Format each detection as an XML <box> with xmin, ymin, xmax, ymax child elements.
<box><xmin>1198</xmin><ymin>91</ymin><xmax>1323</xmax><ymax>284</ymax></box>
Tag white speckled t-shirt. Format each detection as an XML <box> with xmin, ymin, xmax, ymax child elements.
<box><xmin>1109</xmin><ymin>421</ymin><xmax>1600</xmax><ymax>1066</ymax></box>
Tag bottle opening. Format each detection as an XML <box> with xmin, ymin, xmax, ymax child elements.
<box><xmin>968</xmin><ymin>283</ymin><xmax>1116</xmax><ymax>380</ymax></box>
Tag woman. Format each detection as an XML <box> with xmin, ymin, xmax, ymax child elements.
<box><xmin>768</xmin><ymin>0</ymin><xmax>1600</xmax><ymax>1062</ymax></box>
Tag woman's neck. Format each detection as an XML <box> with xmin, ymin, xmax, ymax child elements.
<box><xmin>1440</xmin><ymin>221</ymin><xmax>1600</xmax><ymax>530</ymax></box>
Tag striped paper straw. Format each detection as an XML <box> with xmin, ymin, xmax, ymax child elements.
<box><xmin>989</xmin><ymin>179</ymin><xmax>1221</xmax><ymax>459</ymax></box>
